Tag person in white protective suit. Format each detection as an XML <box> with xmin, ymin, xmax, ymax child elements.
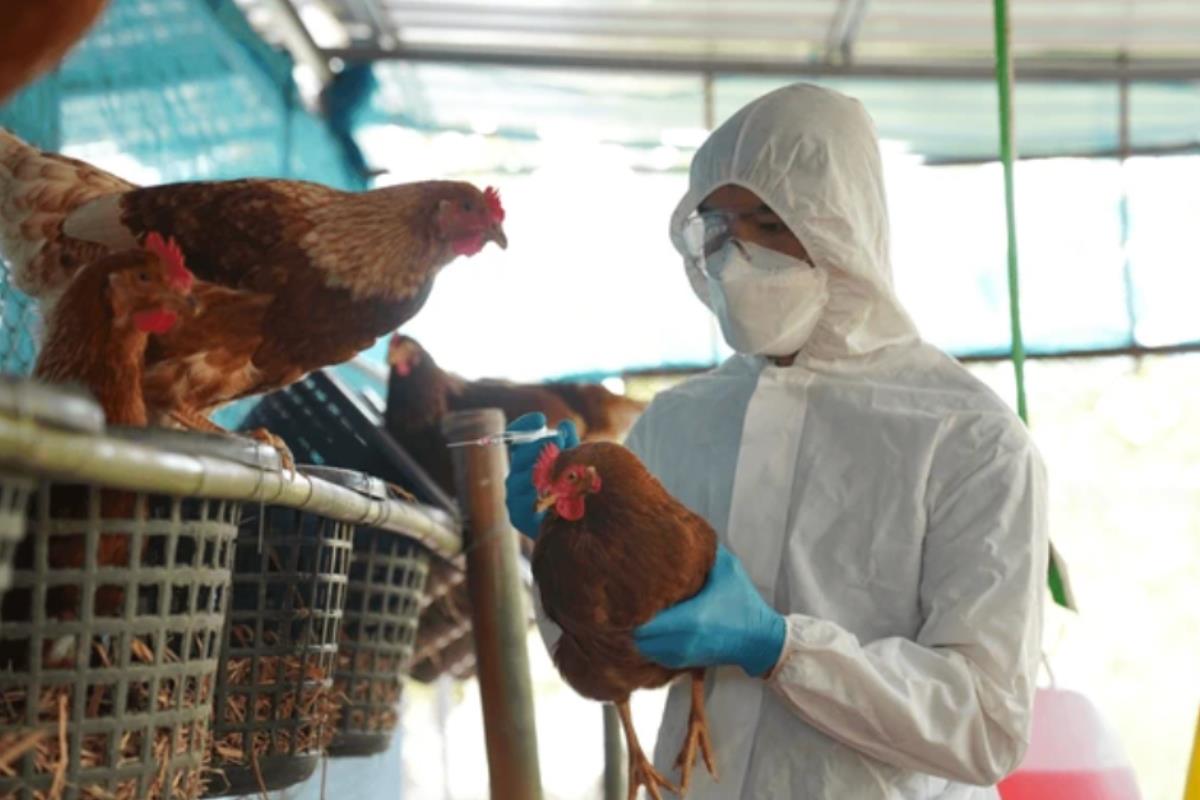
<box><xmin>506</xmin><ymin>82</ymin><xmax>1048</xmax><ymax>799</ymax></box>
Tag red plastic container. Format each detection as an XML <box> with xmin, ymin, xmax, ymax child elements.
<box><xmin>999</xmin><ymin>688</ymin><xmax>1140</xmax><ymax>800</ymax></box>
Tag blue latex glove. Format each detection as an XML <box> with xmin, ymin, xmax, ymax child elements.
<box><xmin>634</xmin><ymin>544</ymin><xmax>787</xmax><ymax>677</ymax></box>
<box><xmin>504</xmin><ymin>412</ymin><xmax>580</xmax><ymax>539</ymax></box>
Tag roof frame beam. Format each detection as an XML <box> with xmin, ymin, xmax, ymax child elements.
<box><xmin>824</xmin><ymin>0</ymin><xmax>873</xmax><ymax>65</ymax></box>
<box><xmin>320</xmin><ymin>44</ymin><xmax>1200</xmax><ymax>83</ymax></box>
<box><xmin>261</xmin><ymin>0</ymin><xmax>335</xmax><ymax>85</ymax></box>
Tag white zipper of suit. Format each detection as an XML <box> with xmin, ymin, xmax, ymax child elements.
<box><xmin>703</xmin><ymin>360</ymin><xmax>814</xmax><ymax>796</ymax></box>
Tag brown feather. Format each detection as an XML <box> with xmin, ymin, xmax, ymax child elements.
<box><xmin>33</xmin><ymin>250</ymin><xmax>157</xmax><ymax>427</ymax></box>
<box><xmin>541</xmin><ymin>382</ymin><xmax>647</xmax><ymax>442</ymax></box>
<box><xmin>0</xmin><ymin>130</ymin><xmax>130</xmax><ymax>299</ymax></box>
<box><xmin>0</xmin><ymin>0</ymin><xmax>108</xmax><ymax>104</ymax></box>
<box><xmin>141</xmin><ymin>281</ymin><xmax>273</xmax><ymax>419</ymax></box>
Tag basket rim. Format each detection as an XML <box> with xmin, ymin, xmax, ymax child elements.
<box><xmin>0</xmin><ymin>413</ymin><xmax>462</xmax><ymax>559</ymax></box>
<box><xmin>107</xmin><ymin>427</ymin><xmax>282</xmax><ymax>472</ymax></box>
<box><xmin>0</xmin><ymin>377</ymin><xmax>104</xmax><ymax>434</ymax></box>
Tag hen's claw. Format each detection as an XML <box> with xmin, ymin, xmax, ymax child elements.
<box><xmin>630</xmin><ymin>750</ymin><xmax>676</xmax><ymax>800</ymax></box>
<box><xmin>616</xmin><ymin>699</ymin><xmax>679</xmax><ymax>800</ymax></box>
<box><xmin>243</xmin><ymin>427</ymin><xmax>295</xmax><ymax>472</ymax></box>
<box><xmin>167</xmin><ymin>411</ymin><xmax>295</xmax><ymax>471</ymax></box>
<box><xmin>674</xmin><ymin>670</ymin><xmax>718</xmax><ymax>794</ymax></box>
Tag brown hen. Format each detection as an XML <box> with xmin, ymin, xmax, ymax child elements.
<box><xmin>28</xmin><ymin>234</ymin><xmax>194</xmax><ymax>634</ymax></box>
<box><xmin>383</xmin><ymin>333</ymin><xmax>583</xmax><ymax>496</ymax></box>
<box><xmin>532</xmin><ymin>441</ymin><xmax>718</xmax><ymax>799</ymax></box>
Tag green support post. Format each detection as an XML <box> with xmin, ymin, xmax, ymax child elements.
<box><xmin>992</xmin><ymin>0</ymin><xmax>1072</xmax><ymax>610</ymax></box>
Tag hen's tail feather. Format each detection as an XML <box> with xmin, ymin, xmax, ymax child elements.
<box><xmin>0</xmin><ymin>128</ymin><xmax>133</xmax><ymax>299</ymax></box>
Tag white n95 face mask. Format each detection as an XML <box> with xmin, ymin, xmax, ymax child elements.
<box><xmin>704</xmin><ymin>240</ymin><xmax>830</xmax><ymax>357</ymax></box>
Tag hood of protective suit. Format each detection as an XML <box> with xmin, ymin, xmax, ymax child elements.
<box><xmin>670</xmin><ymin>83</ymin><xmax>919</xmax><ymax>360</ymax></box>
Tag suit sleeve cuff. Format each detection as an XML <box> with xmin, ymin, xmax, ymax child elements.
<box><xmin>763</xmin><ymin>613</ymin><xmax>822</xmax><ymax>683</ymax></box>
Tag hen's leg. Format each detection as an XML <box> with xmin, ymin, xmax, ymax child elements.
<box><xmin>674</xmin><ymin>669</ymin><xmax>718</xmax><ymax>793</ymax></box>
<box><xmin>168</xmin><ymin>409</ymin><xmax>295</xmax><ymax>471</ymax></box>
<box><xmin>616</xmin><ymin>699</ymin><xmax>677</xmax><ymax>800</ymax></box>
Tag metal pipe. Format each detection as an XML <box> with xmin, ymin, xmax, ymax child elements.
<box><xmin>260</xmin><ymin>0</ymin><xmax>335</xmax><ymax>85</ymax></box>
<box><xmin>1116</xmin><ymin>54</ymin><xmax>1140</xmax><ymax>347</ymax></box>
<box><xmin>444</xmin><ymin>409</ymin><xmax>543</xmax><ymax>800</ymax></box>
<box><xmin>959</xmin><ymin>341</ymin><xmax>1200</xmax><ymax>363</ymax></box>
<box><xmin>603</xmin><ymin>704</ymin><xmax>628</xmax><ymax>800</ymax></box>
<box><xmin>321</xmin><ymin>44</ymin><xmax>1200</xmax><ymax>83</ymax></box>
<box><xmin>702</xmin><ymin>70</ymin><xmax>715</xmax><ymax>130</ymax></box>
<box><xmin>616</xmin><ymin>340</ymin><xmax>1200</xmax><ymax>384</ymax></box>
<box><xmin>839</xmin><ymin>0</ymin><xmax>873</xmax><ymax>64</ymax></box>
<box><xmin>825</xmin><ymin>0</ymin><xmax>872</xmax><ymax>64</ymax></box>
<box><xmin>923</xmin><ymin>140</ymin><xmax>1200</xmax><ymax>166</ymax></box>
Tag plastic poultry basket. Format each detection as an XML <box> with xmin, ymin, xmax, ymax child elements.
<box><xmin>0</xmin><ymin>468</ymin><xmax>241</xmax><ymax>800</ymax></box>
<box><xmin>409</xmin><ymin>597</ymin><xmax>476</xmax><ymax>683</ymax></box>
<box><xmin>317</xmin><ymin>465</ymin><xmax>431</xmax><ymax>757</ymax></box>
<box><xmin>409</xmin><ymin>534</ymin><xmax>536</xmax><ymax>684</ymax></box>
<box><xmin>240</xmin><ymin>369</ymin><xmax>458</xmax><ymax>515</ymax></box>
<box><xmin>206</xmin><ymin>465</ymin><xmax>356</xmax><ymax>796</ymax></box>
<box><xmin>0</xmin><ymin>378</ymin><xmax>104</xmax><ymax>602</ymax></box>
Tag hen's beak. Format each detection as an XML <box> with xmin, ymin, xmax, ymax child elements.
<box><xmin>488</xmin><ymin>224</ymin><xmax>508</xmax><ymax>250</ymax></box>
<box><xmin>535</xmin><ymin>492</ymin><xmax>557</xmax><ymax>513</ymax></box>
<box><xmin>164</xmin><ymin>293</ymin><xmax>198</xmax><ymax>317</ymax></box>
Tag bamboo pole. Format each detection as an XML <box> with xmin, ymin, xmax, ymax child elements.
<box><xmin>445</xmin><ymin>409</ymin><xmax>543</xmax><ymax>800</ymax></box>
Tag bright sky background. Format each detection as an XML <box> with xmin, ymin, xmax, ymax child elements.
<box><xmin>351</xmin><ymin>124</ymin><xmax>1200</xmax><ymax>384</ymax></box>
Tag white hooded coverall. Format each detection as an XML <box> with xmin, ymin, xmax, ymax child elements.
<box><xmin>538</xmin><ymin>83</ymin><xmax>1048</xmax><ymax>799</ymax></box>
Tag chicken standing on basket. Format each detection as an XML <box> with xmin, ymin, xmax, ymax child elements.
<box><xmin>0</xmin><ymin>129</ymin><xmax>507</xmax><ymax>460</ymax></box>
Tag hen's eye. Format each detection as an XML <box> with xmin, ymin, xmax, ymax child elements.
<box><xmin>566</xmin><ymin>472</ymin><xmax>578</xmax><ymax>483</ymax></box>
<box><xmin>137</xmin><ymin>271</ymin><xmax>151</xmax><ymax>282</ymax></box>
<box><xmin>461</xmin><ymin>201</ymin><xmax>473</xmax><ymax>211</ymax></box>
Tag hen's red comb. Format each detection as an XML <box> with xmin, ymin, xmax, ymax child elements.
<box><xmin>532</xmin><ymin>443</ymin><xmax>559</xmax><ymax>494</ymax></box>
<box><xmin>143</xmin><ymin>232</ymin><xmax>193</xmax><ymax>292</ymax></box>
<box><xmin>484</xmin><ymin>186</ymin><xmax>505</xmax><ymax>224</ymax></box>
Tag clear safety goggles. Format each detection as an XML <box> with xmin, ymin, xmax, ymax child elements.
<box><xmin>683</xmin><ymin>209</ymin><xmax>807</xmax><ymax>278</ymax></box>
<box><xmin>681</xmin><ymin>206</ymin><xmax>798</xmax><ymax>255</ymax></box>
<box><xmin>681</xmin><ymin>210</ymin><xmax>750</xmax><ymax>261</ymax></box>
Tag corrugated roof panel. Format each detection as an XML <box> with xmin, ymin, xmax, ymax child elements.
<box><xmin>368</xmin><ymin>63</ymin><xmax>705</xmax><ymax>145</ymax></box>
<box><xmin>355</xmin><ymin>64</ymin><xmax>1200</xmax><ymax>162</ymax></box>
<box><xmin>234</xmin><ymin>1</ymin><xmax>1200</xmax><ymax>160</ymax></box>
<box><xmin>860</xmin><ymin>0</ymin><xmax>1200</xmax><ymax>56</ymax></box>
<box><xmin>299</xmin><ymin>0</ymin><xmax>1200</xmax><ymax>63</ymax></box>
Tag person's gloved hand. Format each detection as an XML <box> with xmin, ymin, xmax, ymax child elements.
<box><xmin>634</xmin><ymin>544</ymin><xmax>787</xmax><ymax>677</ymax></box>
<box><xmin>504</xmin><ymin>412</ymin><xmax>580</xmax><ymax>539</ymax></box>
